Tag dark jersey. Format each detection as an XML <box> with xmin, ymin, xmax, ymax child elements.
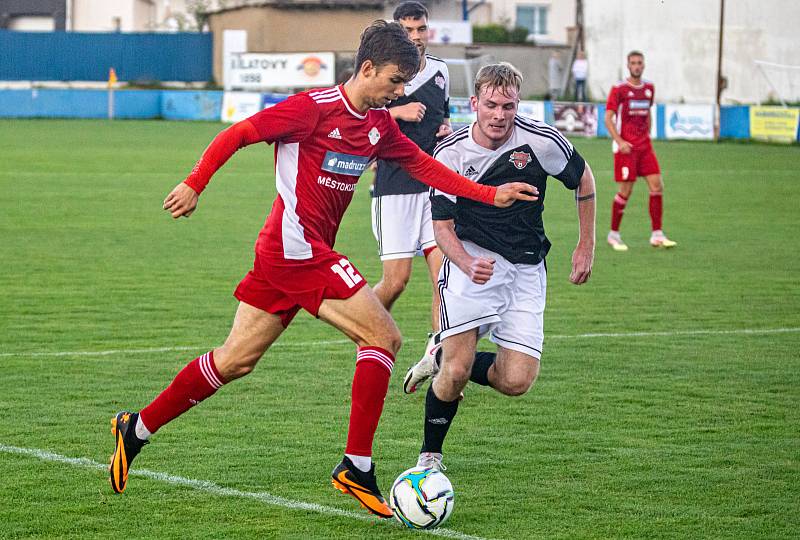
<box><xmin>431</xmin><ymin>115</ymin><xmax>585</xmax><ymax>265</ymax></box>
<box><xmin>374</xmin><ymin>54</ymin><xmax>450</xmax><ymax>197</ymax></box>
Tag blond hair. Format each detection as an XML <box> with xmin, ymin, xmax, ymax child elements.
<box><xmin>474</xmin><ymin>62</ymin><xmax>523</xmax><ymax>98</ymax></box>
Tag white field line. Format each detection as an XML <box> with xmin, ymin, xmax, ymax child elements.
<box><xmin>1</xmin><ymin>327</ymin><xmax>798</xmax><ymax>359</ymax></box>
<box><xmin>0</xmin><ymin>444</ymin><xmax>490</xmax><ymax>540</ymax></box>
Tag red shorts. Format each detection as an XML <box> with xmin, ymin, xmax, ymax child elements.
<box><xmin>234</xmin><ymin>250</ymin><xmax>367</xmax><ymax>327</ymax></box>
<box><xmin>614</xmin><ymin>145</ymin><xmax>660</xmax><ymax>182</ymax></box>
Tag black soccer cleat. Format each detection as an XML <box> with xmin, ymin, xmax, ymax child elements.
<box><xmin>109</xmin><ymin>411</ymin><xmax>148</xmax><ymax>493</ymax></box>
<box><xmin>331</xmin><ymin>456</ymin><xmax>393</xmax><ymax>518</ymax></box>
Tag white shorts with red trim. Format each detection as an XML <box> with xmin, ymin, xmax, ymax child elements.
<box><xmin>371</xmin><ymin>192</ymin><xmax>436</xmax><ymax>261</ymax></box>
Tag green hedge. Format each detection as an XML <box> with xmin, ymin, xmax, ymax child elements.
<box><xmin>473</xmin><ymin>24</ymin><xmax>530</xmax><ymax>44</ymax></box>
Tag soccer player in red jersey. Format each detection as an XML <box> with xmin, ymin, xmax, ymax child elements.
<box><xmin>108</xmin><ymin>21</ymin><xmax>537</xmax><ymax>518</ymax></box>
<box><xmin>605</xmin><ymin>50</ymin><xmax>676</xmax><ymax>251</ymax></box>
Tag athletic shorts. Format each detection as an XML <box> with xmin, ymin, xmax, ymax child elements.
<box><xmin>234</xmin><ymin>250</ymin><xmax>367</xmax><ymax>327</ymax></box>
<box><xmin>614</xmin><ymin>145</ymin><xmax>660</xmax><ymax>181</ymax></box>
<box><xmin>437</xmin><ymin>241</ymin><xmax>546</xmax><ymax>359</ymax></box>
<box><xmin>371</xmin><ymin>192</ymin><xmax>436</xmax><ymax>261</ymax></box>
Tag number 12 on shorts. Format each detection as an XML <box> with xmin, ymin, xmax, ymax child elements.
<box><xmin>331</xmin><ymin>258</ymin><xmax>363</xmax><ymax>288</ymax></box>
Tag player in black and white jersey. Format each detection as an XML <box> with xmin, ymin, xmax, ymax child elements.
<box><xmin>371</xmin><ymin>2</ymin><xmax>452</xmax><ymax>375</ymax></box>
<box><xmin>407</xmin><ymin>63</ymin><xmax>597</xmax><ymax>471</ymax></box>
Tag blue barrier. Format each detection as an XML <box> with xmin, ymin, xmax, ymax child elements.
<box><xmin>0</xmin><ymin>30</ymin><xmax>212</xmax><ymax>82</ymax></box>
<box><xmin>1</xmin><ymin>89</ymin><xmax>787</xmax><ymax>142</ymax></box>
<box><xmin>0</xmin><ymin>89</ymin><xmax>160</xmax><ymax>118</ymax></box>
<box><xmin>596</xmin><ymin>104</ymin><xmax>608</xmax><ymax>138</ymax></box>
<box><xmin>161</xmin><ymin>91</ymin><xmax>223</xmax><ymax>121</ymax></box>
<box><xmin>719</xmin><ymin>105</ymin><xmax>749</xmax><ymax>139</ymax></box>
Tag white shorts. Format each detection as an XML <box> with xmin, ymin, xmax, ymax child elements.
<box><xmin>371</xmin><ymin>192</ymin><xmax>436</xmax><ymax>261</ymax></box>
<box><xmin>438</xmin><ymin>241</ymin><xmax>546</xmax><ymax>358</ymax></box>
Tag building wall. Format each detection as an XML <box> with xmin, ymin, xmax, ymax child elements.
<box><xmin>429</xmin><ymin>43</ymin><xmax>569</xmax><ymax>97</ymax></box>
<box><xmin>68</xmin><ymin>0</ymin><xmax>191</xmax><ymax>31</ymax></box>
<box><xmin>384</xmin><ymin>0</ymin><xmax>572</xmax><ymax>43</ymax></box>
<box><xmin>72</xmin><ymin>0</ymin><xmax>136</xmax><ymax>31</ymax></box>
<box><xmin>585</xmin><ymin>0</ymin><xmax>800</xmax><ymax>104</ymax></box>
<box><xmin>0</xmin><ymin>0</ymin><xmax>65</xmax><ymax>30</ymax></box>
<box><xmin>488</xmin><ymin>0</ymin><xmax>574</xmax><ymax>44</ymax></box>
<box><xmin>209</xmin><ymin>6</ymin><xmax>383</xmax><ymax>85</ymax></box>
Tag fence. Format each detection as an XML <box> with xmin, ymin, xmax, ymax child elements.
<box><xmin>0</xmin><ymin>30</ymin><xmax>212</xmax><ymax>82</ymax></box>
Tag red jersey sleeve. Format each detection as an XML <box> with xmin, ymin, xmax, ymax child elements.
<box><xmin>183</xmin><ymin>94</ymin><xmax>320</xmax><ymax>194</ymax></box>
<box><xmin>247</xmin><ymin>93</ymin><xmax>320</xmax><ymax>144</ymax></box>
<box><xmin>606</xmin><ymin>85</ymin><xmax>620</xmax><ymax>113</ymax></box>
<box><xmin>377</xmin><ymin>116</ymin><xmax>496</xmax><ymax>205</ymax></box>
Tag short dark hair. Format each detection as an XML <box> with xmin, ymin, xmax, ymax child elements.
<box><xmin>393</xmin><ymin>1</ymin><xmax>428</xmax><ymax>21</ymax></box>
<box><xmin>627</xmin><ymin>50</ymin><xmax>644</xmax><ymax>61</ymax></box>
<box><xmin>354</xmin><ymin>20</ymin><xmax>420</xmax><ymax>80</ymax></box>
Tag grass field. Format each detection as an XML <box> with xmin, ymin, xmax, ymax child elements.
<box><xmin>1</xmin><ymin>119</ymin><xmax>798</xmax><ymax>539</ymax></box>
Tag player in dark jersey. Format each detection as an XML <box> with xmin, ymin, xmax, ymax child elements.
<box><xmin>371</xmin><ymin>2</ymin><xmax>452</xmax><ymax>386</ymax></box>
<box><xmin>605</xmin><ymin>50</ymin><xmax>676</xmax><ymax>251</ymax></box>
<box><xmin>406</xmin><ymin>63</ymin><xmax>596</xmax><ymax>472</ymax></box>
<box><xmin>108</xmin><ymin>21</ymin><xmax>537</xmax><ymax>518</ymax></box>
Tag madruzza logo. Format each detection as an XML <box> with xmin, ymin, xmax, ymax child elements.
<box><xmin>321</xmin><ymin>151</ymin><xmax>371</xmax><ymax>176</ymax></box>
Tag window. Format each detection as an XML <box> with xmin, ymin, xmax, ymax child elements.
<box><xmin>516</xmin><ymin>5</ymin><xmax>548</xmax><ymax>37</ymax></box>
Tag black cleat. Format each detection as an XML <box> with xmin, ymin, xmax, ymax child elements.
<box><xmin>331</xmin><ymin>456</ymin><xmax>393</xmax><ymax>518</ymax></box>
<box><xmin>109</xmin><ymin>411</ymin><xmax>148</xmax><ymax>493</ymax></box>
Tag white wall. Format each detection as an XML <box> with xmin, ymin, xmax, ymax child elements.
<box><xmin>71</xmin><ymin>0</ymin><xmax>192</xmax><ymax>32</ymax></box>
<box><xmin>585</xmin><ymin>0</ymin><xmax>800</xmax><ymax>104</ymax></box>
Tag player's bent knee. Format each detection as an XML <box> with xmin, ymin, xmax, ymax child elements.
<box><xmin>381</xmin><ymin>277</ymin><xmax>408</xmax><ymax>300</ymax></box>
<box><xmin>213</xmin><ymin>346</ymin><xmax>263</xmax><ymax>381</ymax></box>
<box><xmin>503</xmin><ymin>378</ymin><xmax>535</xmax><ymax>397</ymax></box>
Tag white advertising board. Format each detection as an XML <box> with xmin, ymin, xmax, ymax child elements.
<box><xmin>665</xmin><ymin>104</ymin><xmax>714</xmax><ymax>140</ymax></box>
<box><xmin>428</xmin><ymin>20</ymin><xmax>472</xmax><ymax>44</ymax></box>
<box><xmin>221</xmin><ymin>92</ymin><xmax>265</xmax><ymax>123</ymax></box>
<box><xmin>226</xmin><ymin>52</ymin><xmax>335</xmax><ymax>90</ymax></box>
<box><xmin>518</xmin><ymin>101</ymin><xmax>545</xmax><ymax>122</ymax></box>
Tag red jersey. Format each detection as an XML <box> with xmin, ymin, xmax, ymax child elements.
<box><xmin>606</xmin><ymin>80</ymin><xmax>655</xmax><ymax>148</ymax></box>
<box><xmin>184</xmin><ymin>85</ymin><xmax>496</xmax><ymax>261</ymax></box>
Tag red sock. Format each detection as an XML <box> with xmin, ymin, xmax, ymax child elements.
<box><xmin>611</xmin><ymin>192</ymin><xmax>629</xmax><ymax>232</ymax></box>
<box><xmin>345</xmin><ymin>347</ymin><xmax>395</xmax><ymax>457</ymax></box>
<box><xmin>139</xmin><ymin>351</ymin><xmax>225</xmax><ymax>434</ymax></box>
<box><xmin>649</xmin><ymin>192</ymin><xmax>663</xmax><ymax>231</ymax></box>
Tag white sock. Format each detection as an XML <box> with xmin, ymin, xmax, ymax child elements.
<box><xmin>135</xmin><ymin>415</ymin><xmax>152</xmax><ymax>441</ymax></box>
<box><xmin>345</xmin><ymin>453</ymin><xmax>372</xmax><ymax>472</ymax></box>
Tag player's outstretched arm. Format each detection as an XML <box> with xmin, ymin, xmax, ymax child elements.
<box><xmin>494</xmin><ymin>182</ymin><xmax>539</xmax><ymax>208</ymax></box>
<box><xmin>399</xmin><ymin>149</ymin><xmax>538</xmax><ymax>208</ymax></box>
<box><xmin>163</xmin><ymin>120</ymin><xmax>263</xmax><ymax>219</ymax></box>
<box><xmin>570</xmin><ymin>163</ymin><xmax>596</xmax><ymax>285</ymax></box>
<box><xmin>163</xmin><ymin>182</ymin><xmax>199</xmax><ymax>219</ymax></box>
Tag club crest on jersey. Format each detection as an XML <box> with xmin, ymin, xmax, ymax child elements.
<box><xmin>645</xmin><ymin>88</ymin><xmax>652</xmax><ymax>98</ymax></box>
<box><xmin>368</xmin><ymin>127</ymin><xmax>381</xmax><ymax>145</ymax></box>
<box><xmin>435</xmin><ymin>75</ymin><xmax>446</xmax><ymax>89</ymax></box>
<box><xmin>509</xmin><ymin>151</ymin><xmax>532</xmax><ymax>170</ymax></box>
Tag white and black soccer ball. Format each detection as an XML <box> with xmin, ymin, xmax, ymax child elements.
<box><xmin>390</xmin><ymin>467</ymin><xmax>454</xmax><ymax>529</ymax></box>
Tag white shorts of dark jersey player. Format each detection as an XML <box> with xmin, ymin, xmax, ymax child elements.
<box><xmin>371</xmin><ymin>192</ymin><xmax>436</xmax><ymax>261</ymax></box>
<box><xmin>438</xmin><ymin>241</ymin><xmax>546</xmax><ymax>358</ymax></box>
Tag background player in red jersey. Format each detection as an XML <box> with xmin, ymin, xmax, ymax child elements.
<box><xmin>605</xmin><ymin>50</ymin><xmax>676</xmax><ymax>251</ymax></box>
<box><xmin>108</xmin><ymin>20</ymin><xmax>537</xmax><ymax>518</ymax></box>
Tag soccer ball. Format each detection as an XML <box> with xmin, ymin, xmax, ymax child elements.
<box><xmin>390</xmin><ymin>467</ymin><xmax>454</xmax><ymax>529</ymax></box>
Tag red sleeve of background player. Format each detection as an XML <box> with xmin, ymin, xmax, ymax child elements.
<box><xmin>184</xmin><ymin>94</ymin><xmax>319</xmax><ymax>194</ymax></box>
<box><xmin>606</xmin><ymin>85</ymin><xmax>619</xmax><ymax>112</ymax></box>
<box><xmin>377</xmin><ymin>117</ymin><xmax>496</xmax><ymax>205</ymax></box>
